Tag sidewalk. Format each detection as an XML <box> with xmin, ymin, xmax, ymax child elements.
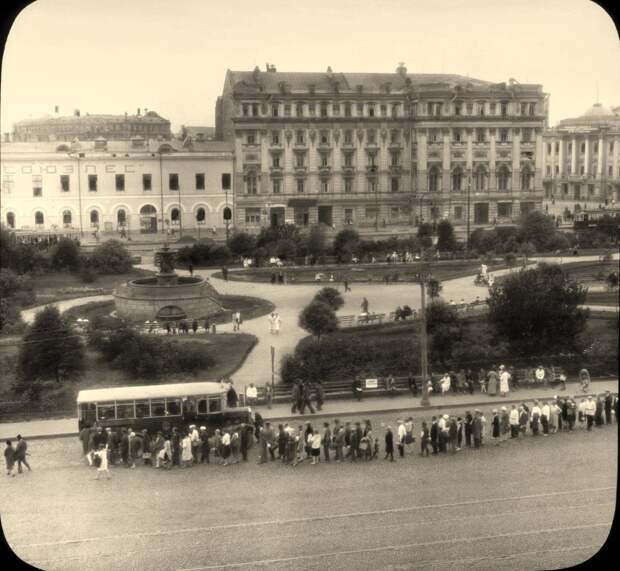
<box><xmin>1</xmin><ymin>380</ymin><xmax>616</xmax><ymax>441</ymax></box>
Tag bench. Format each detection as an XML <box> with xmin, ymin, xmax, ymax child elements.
<box><xmin>338</xmin><ymin>315</ymin><xmax>356</xmax><ymax>328</ymax></box>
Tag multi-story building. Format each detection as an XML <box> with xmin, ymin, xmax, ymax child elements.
<box><xmin>11</xmin><ymin>108</ymin><xmax>172</xmax><ymax>142</ymax></box>
<box><xmin>0</xmin><ymin>136</ymin><xmax>233</xmax><ymax>237</ymax></box>
<box><xmin>216</xmin><ymin>65</ymin><xmax>547</xmax><ymax>236</ymax></box>
<box><xmin>542</xmin><ymin>103</ymin><xmax>620</xmax><ymax>221</ymax></box>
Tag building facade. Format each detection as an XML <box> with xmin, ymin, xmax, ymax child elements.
<box><xmin>0</xmin><ymin>137</ymin><xmax>233</xmax><ymax>237</ymax></box>
<box><xmin>216</xmin><ymin>65</ymin><xmax>547</xmax><ymax>235</ymax></box>
<box><xmin>11</xmin><ymin>108</ymin><xmax>171</xmax><ymax>142</ymax></box>
<box><xmin>542</xmin><ymin>103</ymin><xmax>620</xmax><ymax>220</ymax></box>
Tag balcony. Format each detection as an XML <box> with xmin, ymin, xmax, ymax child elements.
<box><xmin>269</xmin><ymin>165</ymin><xmax>283</xmax><ymax>175</ymax></box>
<box><xmin>294</xmin><ymin>165</ymin><xmax>307</xmax><ymax>174</ymax></box>
<box><xmin>366</xmin><ymin>165</ymin><xmax>378</xmax><ymax>174</ymax></box>
<box><xmin>389</xmin><ymin>164</ymin><xmax>402</xmax><ymax>174</ymax></box>
<box><xmin>318</xmin><ymin>165</ymin><xmax>332</xmax><ymax>175</ymax></box>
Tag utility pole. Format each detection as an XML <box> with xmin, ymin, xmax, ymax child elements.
<box><xmin>414</xmin><ymin>269</ymin><xmax>431</xmax><ymax>406</ymax></box>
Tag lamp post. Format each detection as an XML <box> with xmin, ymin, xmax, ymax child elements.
<box><xmin>415</xmin><ymin>268</ymin><xmax>432</xmax><ymax>406</ymax></box>
<box><xmin>466</xmin><ymin>171</ymin><xmax>472</xmax><ymax>254</ymax></box>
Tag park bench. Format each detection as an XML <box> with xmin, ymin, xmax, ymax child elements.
<box><xmin>338</xmin><ymin>315</ymin><xmax>356</xmax><ymax>328</ymax></box>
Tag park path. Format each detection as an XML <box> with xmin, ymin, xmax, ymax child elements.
<box><xmin>19</xmin><ymin>254</ymin><xmax>618</xmax><ymax>389</ymax></box>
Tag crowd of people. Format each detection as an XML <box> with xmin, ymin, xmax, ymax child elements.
<box><xmin>74</xmin><ymin>390</ymin><xmax>617</xmax><ymax>479</ymax></box>
<box><xmin>4</xmin><ymin>435</ymin><xmax>32</xmax><ymax>477</ymax></box>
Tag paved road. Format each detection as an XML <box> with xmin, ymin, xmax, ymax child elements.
<box><xmin>2</xmin><ymin>412</ymin><xmax>616</xmax><ymax>571</ymax></box>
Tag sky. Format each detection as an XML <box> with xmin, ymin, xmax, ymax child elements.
<box><xmin>1</xmin><ymin>0</ymin><xmax>619</xmax><ymax>133</ymax></box>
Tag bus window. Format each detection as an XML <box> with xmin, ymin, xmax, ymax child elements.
<box><xmin>97</xmin><ymin>402</ymin><xmax>116</xmax><ymax>421</ymax></box>
<box><xmin>151</xmin><ymin>400</ymin><xmax>166</xmax><ymax>417</ymax></box>
<box><xmin>116</xmin><ymin>402</ymin><xmax>135</xmax><ymax>420</ymax></box>
<box><xmin>135</xmin><ymin>401</ymin><xmax>150</xmax><ymax>418</ymax></box>
<box><xmin>166</xmin><ymin>398</ymin><xmax>182</xmax><ymax>416</ymax></box>
<box><xmin>197</xmin><ymin>398</ymin><xmax>208</xmax><ymax>414</ymax></box>
<box><xmin>208</xmin><ymin>397</ymin><xmax>222</xmax><ymax>413</ymax></box>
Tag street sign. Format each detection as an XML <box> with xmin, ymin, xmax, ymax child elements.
<box><xmin>365</xmin><ymin>378</ymin><xmax>378</xmax><ymax>389</ymax></box>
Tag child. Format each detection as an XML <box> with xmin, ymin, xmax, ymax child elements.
<box><xmin>420</xmin><ymin>422</ymin><xmax>430</xmax><ymax>457</ymax></box>
<box><xmin>4</xmin><ymin>440</ymin><xmax>15</xmax><ymax>477</ymax></box>
<box><xmin>94</xmin><ymin>444</ymin><xmax>111</xmax><ymax>480</ymax></box>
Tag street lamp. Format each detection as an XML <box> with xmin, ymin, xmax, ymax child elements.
<box><xmin>415</xmin><ymin>268</ymin><xmax>432</xmax><ymax>406</ymax></box>
<box><xmin>466</xmin><ymin>171</ymin><xmax>472</xmax><ymax>254</ymax></box>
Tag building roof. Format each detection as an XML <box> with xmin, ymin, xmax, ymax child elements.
<box><xmin>14</xmin><ymin>110</ymin><xmax>170</xmax><ymax>127</ymax></box>
<box><xmin>77</xmin><ymin>381</ymin><xmax>227</xmax><ymax>403</ymax></box>
<box><xmin>179</xmin><ymin>126</ymin><xmax>216</xmax><ymax>140</ymax></box>
<box><xmin>0</xmin><ymin>138</ymin><xmax>233</xmax><ymax>155</ymax></box>
<box><xmin>557</xmin><ymin>102</ymin><xmax>620</xmax><ymax>129</ymax></box>
<box><xmin>581</xmin><ymin>103</ymin><xmax>615</xmax><ymax>118</ymax></box>
<box><xmin>226</xmin><ymin>68</ymin><xmax>500</xmax><ymax>95</ymax></box>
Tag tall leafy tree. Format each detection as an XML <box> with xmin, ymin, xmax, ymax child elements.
<box><xmin>298</xmin><ymin>301</ymin><xmax>338</xmax><ymax>343</ymax></box>
<box><xmin>52</xmin><ymin>238</ymin><xmax>82</xmax><ymax>271</ymax></box>
<box><xmin>333</xmin><ymin>228</ymin><xmax>360</xmax><ymax>261</ymax></box>
<box><xmin>18</xmin><ymin>306</ymin><xmax>84</xmax><ymax>384</ymax></box>
<box><xmin>313</xmin><ymin>287</ymin><xmax>344</xmax><ymax>311</ymax></box>
<box><xmin>487</xmin><ymin>263</ymin><xmax>588</xmax><ymax>355</ymax></box>
<box><xmin>437</xmin><ymin>220</ymin><xmax>457</xmax><ymax>252</ymax></box>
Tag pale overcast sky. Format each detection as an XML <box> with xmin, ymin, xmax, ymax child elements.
<box><xmin>1</xmin><ymin>0</ymin><xmax>618</xmax><ymax>133</ymax></box>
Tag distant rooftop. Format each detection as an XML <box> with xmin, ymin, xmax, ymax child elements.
<box><xmin>14</xmin><ymin>109</ymin><xmax>170</xmax><ymax>127</ymax></box>
<box><xmin>557</xmin><ymin>102</ymin><xmax>620</xmax><ymax>128</ymax></box>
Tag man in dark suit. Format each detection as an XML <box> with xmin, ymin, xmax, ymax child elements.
<box><xmin>472</xmin><ymin>411</ymin><xmax>483</xmax><ymax>449</ymax></box>
<box><xmin>14</xmin><ymin>435</ymin><xmax>31</xmax><ymax>473</ymax></box>
<box><xmin>430</xmin><ymin>417</ymin><xmax>439</xmax><ymax>454</ymax></box>
<box><xmin>604</xmin><ymin>391</ymin><xmax>614</xmax><ymax>424</ymax></box>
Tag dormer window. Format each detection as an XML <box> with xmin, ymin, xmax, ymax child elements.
<box><xmin>465</xmin><ymin>102</ymin><xmax>473</xmax><ymax>115</ymax></box>
<box><xmin>242</xmin><ymin>104</ymin><xmax>249</xmax><ymax>117</ymax></box>
<box><xmin>308</xmin><ymin>103</ymin><xmax>316</xmax><ymax>116</ymax></box>
<box><xmin>478</xmin><ymin>102</ymin><xmax>485</xmax><ymax>116</ymax></box>
<box><xmin>251</xmin><ymin>103</ymin><xmax>259</xmax><ymax>116</ymax></box>
<box><xmin>332</xmin><ymin>103</ymin><xmax>340</xmax><ymax>115</ymax></box>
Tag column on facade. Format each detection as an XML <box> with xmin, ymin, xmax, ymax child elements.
<box><xmin>584</xmin><ymin>138</ymin><xmax>591</xmax><ymax>176</ymax></box>
<box><xmin>597</xmin><ymin>135</ymin><xmax>605</xmax><ymax>178</ymax></box>
<box><xmin>260</xmin><ymin>131</ymin><xmax>269</xmax><ymax>195</ymax></box>
<box><xmin>489</xmin><ymin>129</ymin><xmax>497</xmax><ymax>191</ymax></box>
<box><xmin>534</xmin><ymin>129</ymin><xmax>543</xmax><ymax>193</ymax></box>
<box><xmin>558</xmin><ymin>137</ymin><xmax>565</xmax><ymax>177</ymax></box>
<box><xmin>416</xmin><ymin>130</ymin><xmax>428</xmax><ymax>222</ymax></box>
<box><xmin>512</xmin><ymin>129</ymin><xmax>521</xmax><ymax>192</ymax></box>
<box><xmin>442</xmin><ymin>130</ymin><xmax>451</xmax><ymax>192</ymax></box>
<box><xmin>571</xmin><ymin>137</ymin><xmax>577</xmax><ymax>176</ymax></box>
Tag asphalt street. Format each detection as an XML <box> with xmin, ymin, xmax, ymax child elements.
<box><xmin>1</xmin><ymin>407</ymin><xmax>616</xmax><ymax>571</ymax></box>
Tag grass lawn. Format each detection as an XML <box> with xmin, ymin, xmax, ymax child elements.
<box><xmin>27</xmin><ymin>268</ymin><xmax>155</xmax><ymax>307</ymax></box>
<box><xmin>0</xmin><ymin>333</ymin><xmax>257</xmax><ymax>420</ymax></box>
<box><xmin>218</xmin><ymin>260</ymin><xmax>507</xmax><ymax>284</ymax></box>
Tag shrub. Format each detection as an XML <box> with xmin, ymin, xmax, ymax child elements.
<box><xmin>333</xmin><ymin>229</ymin><xmax>360</xmax><ymax>261</ymax></box>
<box><xmin>298</xmin><ymin>301</ymin><xmax>338</xmax><ymax>342</ymax></box>
<box><xmin>51</xmin><ymin>238</ymin><xmax>82</xmax><ymax>272</ymax></box>
<box><xmin>313</xmin><ymin>287</ymin><xmax>344</xmax><ymax>311</ymax></box>
<box><xmin>229</xmin><ymin>232</ymin><xmax>256</xmax><ymax>258</ymax></box>
<box><xmin>80</xmin><ymin>266</ymin><xmax>97</xmax><ymax>283</ymax></box>
<box><xmin>209</xmin><ymin>245</ymin><xmax>232</xmax><ymax>266</ymax></box>
<box><xmin>90</xmin><ymin>240</ymin><xmax>132</xmax><ymax>274</ymax></box>
<box><xmin>504</xmin><ymin>253</ymin><xmax>517</xmax><ymax>267</ymax></box>
<box><xmin>275</xmin><ymin>239</ymin><xmax>297</xmax><ymax>260</ymax></box>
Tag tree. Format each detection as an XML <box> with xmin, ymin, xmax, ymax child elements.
<box><xmin>229</xmin><ymin>232</ymin><xmax>256</xmax><ymax>258</ymax></box>
<box><xmin>417</xmin><ymin>223</ymin><xmax>434</xmax><ymax>249</ymax></box>
<box><xmin>275</xmin><ymin>238</ymin><xmax>297</xmax><ymax>260</ymax></box>
<box><xmin>425</xmin><ymin>300</ymin><xmax>462</xmax><ymax>368</ymax></box>
<box><xmin>17</xmin><ymin>306</ymin><xmax>84</xmax><ymax>384</ymax></box>
<box><xmin>313</xmin><ymin>287</ymin><xmax>344</xmax><ymax>311</ymax></box>
<box><xmin>426</xmin><ymin>278</ymin><xmax>443</xmax><ymax>299</ymax></box>
<box><xmin>305</xmin><ymin>225</ymin><xmax>327</xmax><ymax>259</ymax></box>
<box><xmin>437</xmin><ymin>220</ymin><xmax>457</xmax><ymax>252</ymax></box>
<box><xmin>89</xmin><ymin>240</ymin><xmax>132</xmax><ymax>273</ymax></box>
<box><xmin>333</xmin><ymin>229</ymin><xmax>360</xmax><ymax>261</ymax></box>
<box><xmin>52</xmin><ymin>238</ymin><xmax>82</xmax><ymax>271</ymax></box>
<box><xmin>209</xmin><ymin>245</ymin><xmax>232</xmax><ymax>266</ymax></box>
<box><xmin>487</xmin><ymin>263</ymin><xmax>588</xmax><ymax>355</ymax></box>
<box><xmin>606</xmin><ymin>271</ymin><xmax>619</xmax><ymax>290</ymax></box>
<box><xmin>298</xmin><ymin>301</ymin><xmax>338</xmax><ymax>342</ymax></box>
<box><xmin>519</xmin><ymin>211</ymin><xmax>558</xmax><ymax>252</ymax></box>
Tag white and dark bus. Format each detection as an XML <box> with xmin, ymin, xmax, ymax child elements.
<box><xmin>77</xmin><ymin>381</ymin><xmax>253</xmax><ymax>435</ymax></box>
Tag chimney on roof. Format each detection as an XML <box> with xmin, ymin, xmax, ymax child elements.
<box><xmin>137</xmin><ymin>107</ymin><xmax>141</xmax><ymax>116</ymax></box>
<box><xmin>54</xmin><ymin>105</ymin><xmax>59</xmax><ymax>114</ymax></box>
<box><xmin>327</xmin><ymin>66</ymin><xmax>333</xmax><ymax>74</ymax></box>
<box><xmin>396</xmin><ymin>62</ymin><xmax>407</xmax><ymax>76</ymax></box>
<box><xmin>74</xmin><ymin>109</ymin><xmax>80</xmax><ymax>117</ymax></box>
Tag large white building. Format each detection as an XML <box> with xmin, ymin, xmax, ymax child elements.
<box><xmin>542</xmin><ymin>103</ymin><xmax>620</xmax><ymax>221</ymax></box>
<box><xmin>0</xmin><ymin>137</ymin><xmax>233</xmax><ymax>237</ymax></box>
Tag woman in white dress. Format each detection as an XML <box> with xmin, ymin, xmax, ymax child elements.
<box><xmin>181</xmin><ymin>433</ymin><xmax>193</xmax><ymax>467</ymax></box>
<box><xmin>268</xmin><ymin>312</ymin><xmax>276</xmax><ymax>334</ymax></box>
<box><xmin>273</xmin><ymin>313</ymin><xmax>281</xmax><ymax>335</ymax></box>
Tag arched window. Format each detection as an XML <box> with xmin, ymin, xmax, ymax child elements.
<box><xmin>35</xmin><ymin>211</ymin><xmax>44</xmax><ymax>225</ymax></box>
<box><xmin>117</xmin><ymin>209</ymin><xmax>126</xmax><ymax>226</ymax></box>
<box><xmin>497</xmin><ymin>165</ymin><xmax>511</xmax><ymax>192</ymax></box>
<box><xmin>223</xmin><ymin>207</ymin><xmax>232</xmax><ymax>221</ymax></box>
<box><xmin>139</xmin><ymin>204</ymin><xmax>158</xmax><ymax>234</ymax></box>
<box><xmin>473</xmin><ymin>166</ymin><xmax>487</xmax><ymax>192</ymax></box>
<box><xmin>428</xmin><ymin>166</ymin><xmax>440</xmax><ymax>192</ymax></box>
<box><xmin>451</xmin><ymin>167</ymin><xmax>463</xmax><ymax>192</ymax></box>
<box><xmin>90</xmin><ymin>210</ymin><xmax>99</xmax><ymax>226</ymax></box>
<box><xmin>6</xmin><ymin>212</ymin><xmax>15</xmax><ymax>228</ymax></box>
<box><xmin>196</xmin><ymin>207</ymin><xmax>206</xmax><ymax>223</ymax></box>
<box><xmin>62</xmin><ymin>210</ymin><xmax>72</xmax><ymax>225</ymax></box>
<box><xmin>171</xmin><ymin>208</ymin><xmax>180</xmax><ymax>224</ymax></box>
<box><xmin>521</xmin><ymin>167</ymin><xmax>533</xmax><ymax>191</ymax></box>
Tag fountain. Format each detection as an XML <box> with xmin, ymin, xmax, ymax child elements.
<box><xmin>114</xmin><ymin>244</ymin><xmax>223</xmax><ymax>322</ymax></box>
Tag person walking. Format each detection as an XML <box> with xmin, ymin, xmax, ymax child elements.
<box><xmin>384</xmin><ymin>426</ymin><xmax>394</xmax><ymax>461</ymax></box>
<box><xmin>291</xmin><ymin>381</ymin><xmax>302</xmax><ymax>414</ymax></box>
<box><xmin>310</xmin><ymin>431</ymin><xmax>322</xmax><ymax>465</ymax></box>
<box><xmin>530</xmin><ymin>401</ymin><xmax>541</xmax><ymax>436</ymax></box>
<box><xmin>334</xmin><ymin>423</ymin><xmax>345</xmax><ymax>462</ymax></box>
<box><xmin>579</xmin><ymin>368</ymin><xmax>591</xmax><ymax>393</ymax></box>
<box><xmin>4</xmin><ymin>440</ymin><xmax>16</xmax><ymax>477</ymax></box>
<box><xmin>220</xmin><ymin>430</ymin><xmax>231</xmax><ymax>466</ymax></box>
<box><xmin>181</xmin><ymin>433</ymin><xmax>193</xmax><ymax>467</ymax></box>
<box><xmin>448</xmin><ymin>417</ymin><xmax>458</xmax><ymax>453</ymax></box>
<box><xmin>264</xmin><ymin>384</ymin><xmax>273</xmax><ymax>410</ymax></box>
<box><xmin>541</xmin><ymin>401</ymin><xmax>551</xmax><ymax>436</ymax></box>
<box><xmin>246</xmin><ymin>383</ymin><xmax>258</xmax><ymax>407</ymax></box>
<box><xmin>499</xmin><ymin>365</ymin><xmax>510</xmax><ymax>397</ymax></box>
<box><xmin>404</xmin><ymin>417</ymin><xmax>414</xmax><ymax>453</ymax></box>
<box><xmin>420</xmin><ymin>422</ymin><xmax>430</xmax><ymax>457</ymax></box>
<box><xmin>397</xmin><ymin>420</ymin><xmax>406</xmax><ymax>458</ymax></box>
<box><xmin>430</xmin><ymin>417</ymin><xmax>439</xmax><ymax>454</ymax></box>
<box><xmin>509</xmin><ymin>405</ymin><xmax>520</xmax><ymax>438</ymax></box>
<box><xmin>361</xmin><ymin>297</ymin><xmax>369</xmax><ymax>314</ymax></box>
<box><xmin>472</xmin><ymin>412</ymin><xmax>482</xmax><ymax>449</ymax></box>
<box><xmin>230</xmin><ymin>430</ymin><xmax>241</xmax><ymax>464</ymax></box>
<box><xmin>344</xmin><ymin>278</ymin><xmax>351</xmax><ymax>292</ymax></box>
<box><xmin>464</xmin><ymin>411</ymin><xmax>473</xmax><ymax>447</ymax></box>
<box><xmin>584</xmin><ymin>396</ymin><xmax>596</xmax><ymax>431</ymax></box>
<box><xmin>487</xmin><ymin>367</ymin><xmax>498</xmax><ymax>396</ymax></box>
<box><xmin>189</xmin><ymin>425</ymin><xmax>200</xmax><ymax>463</ymax></box>
<box><xmin>188</xmin><ymin>262</ymin><xmax>194</xmax><ymax>276</ymax></box>
<box><xmin>200</xmin><ymin>427</ymin><xmax>210</xmax><ymax>464</ymax></box>
<box><xmin>352</xmin><ymin>377</ymin><xmax>363</xmax><ymax>401</ymax></box>
<box><xmin>13</xmin><ymin>435</ymin><xmax>32</xmax><ymax>474</ymax></box>
<box><xmin>500</xmin><ymin>407</ymin><xmax>510</xmax><ymax>441</ymax></box>
<box><xmin>491</xmin><ymin>410</ymin><xmax>501</xmax><ymax>445</ymax></box>
<box><xmin>93</xmin><ymin>444</ymin><xmax>111</xmax><ymax>480</ymax></box>
<box><xmin>299</xmin><ymin>382</ymin><xmax>315</xmax><ymax>414</ymax></box>
<box><xmin>314</xmin><ymin>382</ymin><xmax>324</xmax><ymax>411</ymax></box>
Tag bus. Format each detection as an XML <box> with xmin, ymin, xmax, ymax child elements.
<box><xmin>77</xmin><ymin>381</ymin><xmax>254</xmax><ymax>435</ymax></box>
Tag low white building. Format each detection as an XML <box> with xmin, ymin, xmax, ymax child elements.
<box><xmin>0</xmin><ymin>137</ymin><xmax>233</xmax><ymax>237</ymax></box>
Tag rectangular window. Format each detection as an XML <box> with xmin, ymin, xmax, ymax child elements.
<box><xmin>478</xmin><ymin>102</ymin><xmax>485</xmax><ymax>116</ymax></box>
<box><xmin>529</xmin><ymin>103</ymin><xmax>536</xmax><ymax>116</ymax></box>
<box><xmin>247</xmin><ymin>133</ymin><xmax>256</xmax><ymax>145</ymax></box>
<box><xmin>391</xmin><ymin>177</ymin><xmax>399</xmax><ymax>192</ymax></box>
<box><xmin>320</xmin><ymin>180</ymin><xmax>329</xmax><ymax>193</ymax></box>
<box><xmin>380</xmin><ymin>104</ymin><xmax>387</xmax><ymax>116</ymax></box>
<box><xmin>271</xmin><ymin>131</ymin><xmax>280</xmax><ymax>145</ymax></box>
<box><xmin>60</xmin><ymin>174</ymin><xmax>70</xmax><ymax>192</ymax></box>
<box><xmin>454</xmin><ymin>206</ymin><xmax>463</xmax><ymax>220</ymax></box>
<box><xmin>246</xmin><ymin>176</ymin><xmax>257</xmax><ymax>195</ymax></box>
<box><xmin>490</xmin><ymin>102</ymin><xmax>496</xmax><ymax>115</ymax></box>
<box><xmin>546</xmin><ymin>165</ymin><xmax>551</xmax><ymax>176</ymax></box>
<box><xmin>344</xmin><ymin>153</ymin><xmax>353</xmax><ymax>167</ymax></box>
<box><xmin>195</xmin><ymin>173</ymin><xmax>205</xmax><ymax>190</ymax></box>
<box><xmin>522</xmin><ymin>128</ymin><xmax>531</xmax><ymax>143</ymax></box>
<box><xmin>116</xmin><ymin>402</ymin><xmax>135</xmax><ymax>420</ymax></box>
<box><xmin>547</xmin><ymin>143</ymin><xmax>552</xmax><ymax>154</ymax></box>
<box><xmin>242</xmin><ymin>104</ymin><xmax>249</xmax><ymax>117</ymax></box>
<box><xmin>251</xmin><ymin>103</ymin><xmax>259</xmax><ymax>116</ymax></box>
<box><xmin>88</xmin><ymin>174</ymin><xmax>97</xmax><ymax>192</ymax></box>
<box><xmin>166</xmin><ymin>399</ymin><xmax>182</xmax><ymax>416</ymax></box>
<box><xmin>344</xmin><ymin>208</ymin><xmax>354</xmax><ymax>224</ymax></box>
<box><xmin>142</xmin><ymin>173</ymin><xmax>152</xmax><ymax>191</ymax></box>
<box><xmin>296</xmin><ymin>130</ymin><xmax>305</xmax><ymax>145</ymax></box>
<box><xmin>296</xmin><ymin>103</ymin><xmax>304</xmax><ymax>117</ymax></box>
<box><xmin>308</xmin><ymin>103</ymin><xmax>316</xmax><ymax>116</ymax></box>
<box><xmin>272</xmin><ymin>104</ymin><xmax>279</xmax><ymax>117</ymax></box>
<box><xmin>344</xmin><ymin>179</ymin><xmax>353</xmax><ymax>193</ymax></box>
<box><xmin>368</xmin><ymin>104</ymin><xmax>375</xmax><ymax>117</ymax></box>
<box><xmin>609</xmin><ymin>166</ymin><xmax>613</xmax><ymax>177</ymax></box>
<box><xmin>367</xmin><ymin>130</ymin><xmax>376</xmax><ymax>145</ymax></box>
<box><xmin>368</xmin><ymin>179</ymin><xmax>377</xmax><ymax>193</ymax></box>
<box><xmin>454</xmin><ymin>103</ymin><xmax>461</xmax><ymax>116</ymax></box>
<box><xmin>365</xmin><ymin>206</ymin><xmax>378</xmax><ymax>219</ymax></box>
<box><xmin>169</xmin><ymin>173</ymin><xmax>179</xmax><ymax>191</ymax></box>
<box><xmin>465</xmin><ymin>103</ymin><xmax>473</xmax><ymax>115</ymax></box>
<box><xmin>296</xmin><ymin>154</ymin><xmax>305</xmax><ymax>168</ymax></box>
<box><xmin>320</xmin><ymin>154</ymin><xmax>329</xmax><ymax>167</ymax></box>
<box><xmin>135</xmin><ymin>401</ymin><xmax>150</xmax><ymax>418</ymax></box>
<box><xmin>391</xmin><ymin>152</ymin><xmax>400</xmax><ymax>167</ymax></box>
<box><xmin>296</xmin><ymin>179</ymin><xmax>305</xmax><ymax>193</ymax></box>
<box><xmin>320</xmin><ymin>131</ymin><xmax>329</xmax><ymax>145</ymax></box>
<box><xmin>453</xmin><ymin>129</ymin><xmax>462</xmax><ymax>143</ymax></box>
<box><xmin>476</xmin><ymin>128</ymin><xmax>485</xmax><ymax>143</ymax></box>
<box><xmin>344</xmin><ymin>130</ymin><xmax>353</xmax><ymax>144</ymax></box>
<box><xmin>272</xmin><ymin>179</ymin><xmax>281</xmax><ymax>194</ymax></box>
<box><xmin>320</xmin><ymin>103</ymin><xmax>328</xmax><ymax>117</ymax></box>
<box><xmin>284</xmin><ymin>104</ymin><xmax>291</xmax><ymax>116</ymax></box>
<box><xmin>521</xmin><ymin>102</ymin><xmax>528</xmax><ymax>115</ymax></box>
<box><xmin>115</xmin><ymin>174</ymin><xmax>125</xmax><ymax>191</ymax></box>
<box><xmin>357</xmin><ymin>102</ymin><xmax>364</xmax><ymax>115</ymax></box>
<box><xmin>609</xmin><ymin>141</ymin><xmax>614</xmax><ymax>153</ymax></box>
<box><xmin>245</xmin><ymin>208</ymin><xmax>261</xmax><ymax>224</ymax></box>
<box><xmin>391</xmin><ymin>103</ymin><xmax>399</xmax><ymax>117</ymax></box>
<box><xmin>332</xmin><ymin>103</ymin><xmax>340</xmax><ymax>115</ymax></box>
<box><xmin>499</xmin><ymin>129</ymin><xmax>508</xmax><ymax>143</ymax></box>
<box><xmin>344</xmin><ymin>103</ymin><xmax>352</xmax><ymax>117</ymax></box>
<box><xmin>272</xmin><ymin>155</ymin><xmax>280</xmax><ymax>168</ymax></box>
<box><xmin>497</xmin><ymin>202</ymin><xmax>513</xmax><ymax>218</ymax></box>
<box><xmin>500</xmin><ymin>102</ymin><xmax>508</xmax><ymax>117</ymax></box>
<box><xmin>150</xmin><ymin>401</ymin><xmax>166</xmax><ymax>417</ymax></box>
<box><xmin>555</xmin><ymin>142</ymin><xmax>560</xmax><ymax>153</ymax></box>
